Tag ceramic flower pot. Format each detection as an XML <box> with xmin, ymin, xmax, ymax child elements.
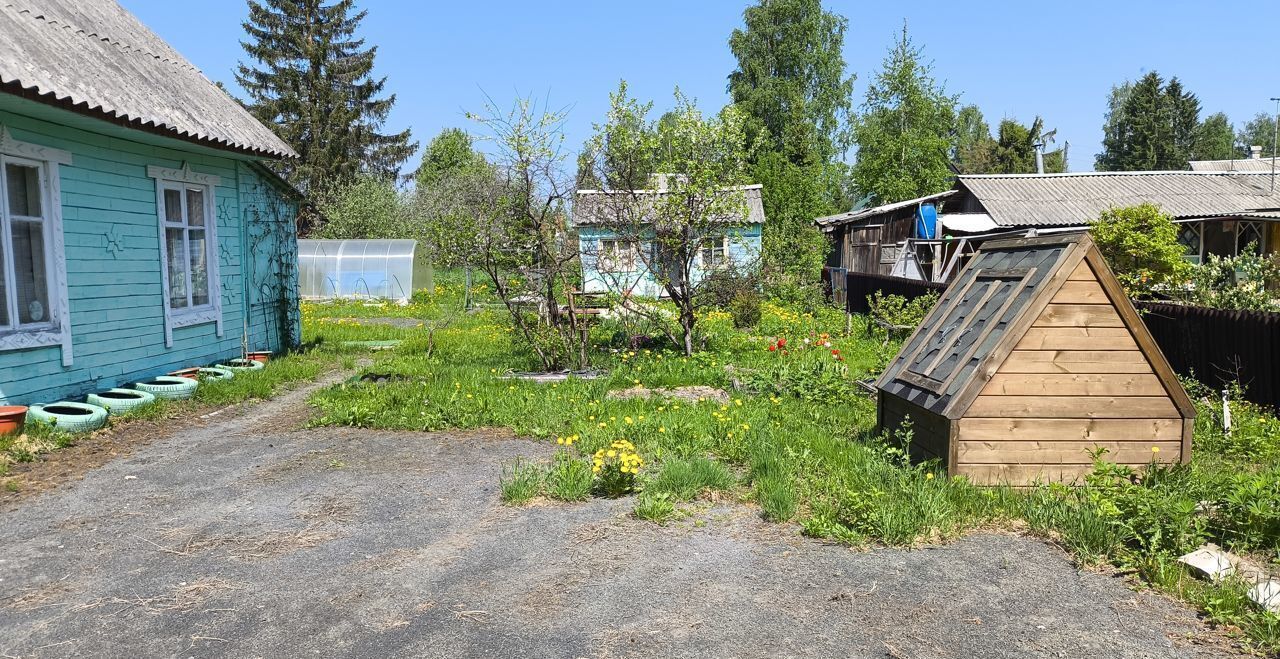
<box><xmin>247</xmin><ymin>351</ymin><xmax>271</xmax><ymax>364</ymax></box>
<box><xmin>0</xmin><ymin>405</ymin><xmax>28</xmax><ymax>435</ymax></box>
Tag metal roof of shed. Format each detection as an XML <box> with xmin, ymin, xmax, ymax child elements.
<box><xmin>0</xmin><ymin>0</ymin><xmax>296</xmax><ymax>158</ymax></box>
<box><xmin>957</xmin><ymin>171</ymin><xmax>1280</xmax><ymax>227</ymax></box>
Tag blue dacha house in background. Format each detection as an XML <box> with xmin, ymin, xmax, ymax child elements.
<box><xmin>0</xmin><ymin>0</ymin><xmax>302</xmax><ymax>405</ymax></box>
<box><xmin>572</xmin><ymin>179</ymin><xmax>766</xmax><ymax>298</ymax></box>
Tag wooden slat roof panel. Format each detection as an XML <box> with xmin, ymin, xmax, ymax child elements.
<box><xmin>0</xmin><ymin>0</ymin><xmax>296</xmax><ymax>158</ymax></box>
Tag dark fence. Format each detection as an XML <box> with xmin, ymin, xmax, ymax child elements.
<box><xmin>840</xmin><ymin>269</ymin><xmax>946</xmax><ymax>315</ymax></box>
<box><xmin>1135</xmin><ymin>302</ymin><xmax>1280</xmax><ymax>409</ymax></box>
<box><xmin>832</xmin><ymin>268</ymin><xmax>1280</xmax><ymax>410</ymax></box>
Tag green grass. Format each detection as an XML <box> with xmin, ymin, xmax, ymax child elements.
<box><xmin>545</xmin><ymin>451</ymin><xmax>593</xmax><ymax>502</ymax></box>
<box><xmin>647</xmin><ymin>456</ymin><xmax>735</xmax><ymax>501</ymax></box>
<box><xmin>633</xmin><ymin>491</ymin><xmax>678</xmax><ymax>524</ymax></box>
<box><xmin>301</xmin><ymin>281</ymin><xmax>1280</xmax><ymax>654</ymax></box>
<box><xmin>499</xmin><ymin>458</ymin><xmax>543</xmax><ymax>506</ymax></box>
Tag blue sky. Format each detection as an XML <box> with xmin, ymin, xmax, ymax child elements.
<box><xmin>122</xmin><ymin>1</ymin><xmax>1280</xmax><ymax>176</ymax></box>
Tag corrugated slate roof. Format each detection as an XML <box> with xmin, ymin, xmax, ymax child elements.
<box><xmin>573</xmin><ymin>184</ymin><xmax>766</xmax><ymax>226</ymax></box>
<box><xmin>0</xmin><ymin>0</ymin><xmax>296</xmax><ymax>158</ymax></box>
<box><xmin>1189</xmin><ymin>158</ymin><xmax>1280</xmax><ymax>172</ymax></box>
<box><xmin>958</xmin><ymin>171</ymin><xmax>1280</xmax><ymax>227</ymax></box>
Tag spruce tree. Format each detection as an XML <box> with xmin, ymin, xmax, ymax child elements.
<box><xmin>1096</xmin><ymin>72</ymin><xmax>1226</xmax><ymax>170</ymax></box>
<box><xmin>851</xmin><ymin>25</ymin><xmax>957</xmax><ymax>204</ymax></box>
<box><xmin>236</xmin><ymin>0</ymin><xmax>416</xmax><ymax>191</ymax></box>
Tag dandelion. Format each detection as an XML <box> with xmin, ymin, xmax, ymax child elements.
<box><xmin>658</xmin><ymin>427</ymin><xmax>666</xmax><ymax>433</ymax></box>
<box><xmin>926</xmin><ymin>472</ymin><xmax>935</xmax><ymax>480</ymax></box>
<box><xmin>598</xmin><ymin>422</ymin><xmax>607</xmax><ymax>428</ymax></box>
<box><xmin>625</xmin><ymin>416</ymin><xmax>634</xmax><ymax>424</ymax></box>
<box><xmin>1151</xmin><ymin>446</ymin><xmax>1160</xmax><ymax>453</ymax></box>
<box><xmin>556</xmin><ymin>437</ymin><xmax>565</xmax><ymax>445</ymax></box>
<box><xmin>734</xmin><ymin>399</ymin><xmax>742</xmax><ymax>406</ymax></box>
<box><xmin>588</xmin><ymin>415</ymin><xmax>595</xmax><ymax>421</ymax></box>
<box><xmin>607</xmin><ymin>450</ymin><xmax>617</xmax><ymax>458</ymax></box>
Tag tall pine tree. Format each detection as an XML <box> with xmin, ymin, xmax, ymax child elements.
<box><xmin>237</xmin><ymin>0</ymin><xmax>416</xmax><ymax>192</ymax></box>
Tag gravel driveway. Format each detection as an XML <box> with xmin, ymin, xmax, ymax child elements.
<box><xmin>0</xmin><ymin>380</ymin><xmax>1238</xmax><ymax>658</ymax></box>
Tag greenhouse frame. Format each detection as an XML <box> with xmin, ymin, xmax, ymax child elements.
<box><xmin>298</xmin><ymin>239</ymin><xmax>417</xmax><ymax>303</ymax></box>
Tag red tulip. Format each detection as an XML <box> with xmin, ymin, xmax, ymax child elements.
<box><xmin>777</xmin><ymin>338</ymin><xmax>787</xmax><ymax>348</ymax></box>
<box><xmin>767</xmin><ymin>344</ymin><xmax>777</xmax><ymax>352</ymax></box>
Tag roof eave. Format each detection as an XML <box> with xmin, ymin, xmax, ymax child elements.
<box><xmin>1</xmin><ymin>80</ymin><xmax>298</xmax><ymax>160</ymax></box>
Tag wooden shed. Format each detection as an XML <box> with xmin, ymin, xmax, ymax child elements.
<box><xmin>875</xmin><ymin>232</ymin><xmax>1195</xmax><ymax>485</ymax></box>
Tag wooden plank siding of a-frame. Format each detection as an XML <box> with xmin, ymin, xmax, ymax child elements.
<box><xmin>875</xmin><ymin>232</ymin><xmax>1196</xmax><ymax>486</ymax></box>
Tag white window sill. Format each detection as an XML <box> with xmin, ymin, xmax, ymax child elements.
<box><xmin>170</xmin><ymin>308</ymin><xmax>220</xmax><ymax>329</ymax></box>
<box><xmin>0</xmin><ymin>327</ymin><xmax>64</xmax><ymax>353</ymax></box>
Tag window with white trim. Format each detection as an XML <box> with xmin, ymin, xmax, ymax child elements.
<box><xmin>148</xmin><ymin>164</ymin><xmax>223</xmax><ymax>347</ymax></box>
<box><xmin>160</xmin><ymin>182</ymin><xmax>214</xmax><ymax>311</ymax></box>
<box><xmin>599</xmin><ymin>238</ymin><xmax>637</xmax><ymax>272</ymax></box>
<box><xmin>698</xmin><ymin>234</ymin><xmax>729</xmax><ymax>269</ymax></box>
<box><xmin>0</xmin><ymin>157</ymin><xmax>54</xmax><ymax>332</ymax></box>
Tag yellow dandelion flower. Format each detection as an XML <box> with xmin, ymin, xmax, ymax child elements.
<box><xmin>1151</xmin><ymin>446</ymin><xmax>1160</xmax><ymax>453</ymax></box>
<box><xmin>556</xmin><ymin>437</ymin><xmax>565</xmax><ymax>445</ymax></box>
<box><xmin>658</xmin><ymin>427</ymin><xmax>665</xmax><ymax>433</ymax></box>
<box><xmin>926</xmin><ymin>473</ymin><xmax>935</xmax><ymax>480</ymax></box>
<box><xmin>625</xmin><ymin>416</ymin><xmax>633</xmax><ymax>424</ymax></box>
<box><xmin>589</xmin><ymin>415</ymin><xmax>596</xmax><ymax>421</ymax></box>
<box><xmin>727</xmin><ymin>432</ymin><xmax>734</xmax><ymax>439</ymax></box>
<box><xmin>607</xmin><ymin>450</ymin><xmax>617</xmax><ymax>458</ymax></box>
<box><xmin>598</xmin><ymin>422</ymin><xmax>607</xmax><ymax>428</ymax></box>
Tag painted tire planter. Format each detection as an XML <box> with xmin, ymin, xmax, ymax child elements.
<box><xmin>170</xmin><ymin>366</ymin><xmax>235</xmax><ymax>381</ymax></box>
<box><xmin>133</xmin><ymin>376</ymin><xmax>199</xmax><ymax>400</ymax></box>
<box><xmin>28</xmin><ymin>402</ymin><xmax>108</xmax><ymax>433</ymax></box>
<box><xmin>0</xmin><ymin>405</ymin><xmax>27</xmax><ymax>435</ymax></box>
<box><xmin>86</xmin><ymin>388</ymin><xmax>156</xmax><ymax>415</ymax></box>
<box><xmin>199</xmin><ymin>366</ymin><xmax>236</xmax><ymax>380</ymax></box>
<box><xmin>219</xmin><ymin>358</ymin><xmax>265</xmax><ymax>372</ymax></box>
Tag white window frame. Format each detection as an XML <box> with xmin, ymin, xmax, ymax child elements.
<box><xmin>598</xmin><ymin>238</ymin><xmax>638</xmax><ymax>273</ymax></box>
<box><xmin>698</xmin><ymin>234</ymin><xmax>730</xmax><ymax>270</ymax></box>
<box><xmin>0</xmin><ymin>126</ymin><xmax>72</xmax><ymax>366</ymax></box>
<box><xmin>148</xmin><ymin>164</ymin><xmax>222</xmax><ymax>348</ymax></box>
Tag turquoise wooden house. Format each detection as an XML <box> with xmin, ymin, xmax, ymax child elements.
<box><xmin>571</xmin><ymin>180</ymin><xmax>766</xmax><ymax>297</ymax></box>
<box><xmin>0</xmin><ymin>0</ymin><xmax>302</xmax><ymax>405</ymax></box>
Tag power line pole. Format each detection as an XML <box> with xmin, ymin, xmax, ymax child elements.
<box><xmin>1271</xmin><ymin>97</ymin><xmax>1279</xmax><ymax>193</ymax></box>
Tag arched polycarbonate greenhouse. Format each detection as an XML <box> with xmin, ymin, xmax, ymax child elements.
<box><xmin>297</xmin><ymin>239</ymin><xmax>417</xmax><ymax>303</ymax></box>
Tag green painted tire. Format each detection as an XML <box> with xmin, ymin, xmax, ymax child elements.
<box><xmin>28</xmin><ymin>402</ymin><xmax>108</xmax><ymax>433</ymax></box>
<box><xmin>133</xmin><ymin>376</ymin><xmax>199</xmax><ymax>400</ymax></box>
<box><xmin>86</xmin><ymin>388</ymin><xmax>156</xmax><ymax>415</ymax></box>
<box><xmin>219</xmin><ymin>358</ymin><xmax>264</xmax><ymax>371</ymax></box>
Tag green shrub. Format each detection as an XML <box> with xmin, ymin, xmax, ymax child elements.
<box><xmin>499</xmin><ymin>458</ymin><xmax>543</xmax><ymax>506</ymax></box>
<box><xmin>1182</xmin><ymin>244</ymin><xmax>1280</xmax><ymax>312</ymax></box>
<box><xmin>866</xmin><ymin>290</ymin><xmax>938</xmax><ymax>329</ymax></box>
<box><xmin>729</xmin><ymin>290</ymin><xmax>763</xmax><ymax>329</ymax></box>
<box><xmin>1090</xmin><ymin>203</ymin><xmax>1191</xmax><ymax>298</ymax></box>
<box><xmin>647</xmin><ymin>457</ymin><xmax>735</xmax><ymax>501</ymax></box>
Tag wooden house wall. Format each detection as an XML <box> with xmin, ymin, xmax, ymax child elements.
<box><xmin>834</xmin><ymin>210</ymin><xmax>917</xmax><ymax>276</ymax></box>
<box><xmin>953</xmin><ymin>259</ymin><xmax>1185</xmax><ymax>485</ymax></box>
<box><xmin>0</xmin><ymin>109</ymin><xmax>298</xmax><ymax>406</ymax></box>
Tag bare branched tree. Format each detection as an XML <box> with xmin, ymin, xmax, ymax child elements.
<box><xmin>418</xmin><ymin>94</ymin><xmax>588</xmax><ymax>370</ymax></box>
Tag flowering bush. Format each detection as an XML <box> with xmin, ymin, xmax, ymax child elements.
<box><xmin>593</xmin><ymin>439</ymin><xmax>644</xmax><ymax>497</ymax></box>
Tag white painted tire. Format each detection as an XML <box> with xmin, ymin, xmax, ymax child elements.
<box><xmin>133</xmin><ymin>376</ymin><xmax>199</xmax><ymax>400</ymax></box>
<box><xmin>197</xmin><ymin>367</ymin><xmax>236</xmax><ymax>380</ymax></box>
<box><xmin>219</xmin><ymin>358</ymin><xmax>264</xmax><ymax>371</ymax></box>
<box><xmin>28</xmin><ymin>402</ymin><xmax>108</xmax><ymax>433</ymax></box>
<box><xmin>86</xmin><ymin>388</ymin><xmax>156</xmax><ymax>415</ymax></box>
